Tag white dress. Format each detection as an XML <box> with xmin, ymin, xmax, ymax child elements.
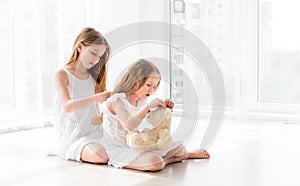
<box><xmin>53</xmin><ymin>68</ymin><xmax>104</xmax><ymax>161</ymax></box>
<box><xmin>101</xmin><ymin>93</ymin><xmax>180</xmax><ymax>168</ymax></box>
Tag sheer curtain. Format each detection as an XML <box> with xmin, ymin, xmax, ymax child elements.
<box><xmin>0</xmin><ymin>0</ymin><xmax>139</xmax><ymax>131</ymax></box>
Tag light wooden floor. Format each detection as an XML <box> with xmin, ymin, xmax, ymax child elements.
<box><xmin>0</xmin><ymin>119</ymin><xmax>300</xmax><ymax>186</ymax></box>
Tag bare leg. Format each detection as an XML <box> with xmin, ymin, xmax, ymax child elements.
<box><xmin>163</xmin><ymin>144</ymin><xmax>189</xmax><ymax>165</ymax></box>
<box><xmin>80</xmin><ymin>143</ymin><xmax>108</xmax><ymax>164</ymax></box>
<box><xmin>124</xmin><ymin>152</ymin><xmax>165</xmax><ymax>172</ymax></box>
<box><xmin>187</xmin><ymin>149</ymin><xmax>210</xmax><ymax>159</ymax></box>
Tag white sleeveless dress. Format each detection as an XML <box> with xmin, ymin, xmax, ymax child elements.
<box><xmin>101</xmin><ymin>93</ymin><xmax>180</xmax><ymax>168</ymax></box>
<box><xmin>53</xmin><ymin>68</ymin><xmax>104</xmax><ymax>161</ymax></box>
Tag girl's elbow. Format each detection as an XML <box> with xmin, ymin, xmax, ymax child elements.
<box><xmin>121</xmin><ymin>123</ymin><xmax>135</xmax><ymax>132</ymax></box>
<box><xmin>63</xmin><ymin>104</ymin><xmax>74</xmax><ymax>113</ymax></box>
<box><xmin>125</xmin><ymin>127</ymin><xmax>134</xmax><ymax>133</ymax></box>
<box><xmin>125</xmin><ymin>125</ymin><xmax>138</xmax><ymax>133</ymax></box>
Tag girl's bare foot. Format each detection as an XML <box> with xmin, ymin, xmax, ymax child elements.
<box><xmin>164</xmin><ymin>154</ymin><xmax>189</xmax><ymax>165</ymax></box>
<box><xmin>187</xmin><ymin>149</ymin><xmax>210</xmax><ymax>159</ymax></box>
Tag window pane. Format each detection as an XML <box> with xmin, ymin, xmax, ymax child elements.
<box><xmin>170</xmin><ymin>0</ymin><xmax>243</xmax><ymax>106</ymax></box>
<box><xmin>259</xmin><ymin>0</ymin><xmax>300</xmax><ymax>104</ymax></box>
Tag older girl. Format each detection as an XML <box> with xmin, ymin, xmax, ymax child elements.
<box><xmin>53</xmin><ymin>27</ymin><xmax>111</xmax><ymax>163</ymax></box>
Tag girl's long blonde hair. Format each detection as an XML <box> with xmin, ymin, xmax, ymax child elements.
<box><xmin>66</xmin><ymin>27</ymin><xmax>110</xmax><ymax>93</ymax></box>
<box><xmin>113</xmin><ymin>59</ymin><xmax>161</xmax><ymax>94</ymax></box>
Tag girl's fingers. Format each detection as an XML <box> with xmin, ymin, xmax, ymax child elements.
<box><xmin>165</xmin><ymin>99</ymin><xmax>174</xmax><ymax>109</ymax></box>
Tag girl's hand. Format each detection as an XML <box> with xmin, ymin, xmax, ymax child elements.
<box><xmin>165</xmin><ymin>99</ymin><xmax>174</xmax><ymax>109</ymax></box>
<box><xmin>149</xmin><ymin>98</ymin><xmax>166</xmax><ymax>108</ymax></box>
<box><xmin>96</xmin><ymin>91</ymin><xmax>112</xmax><ymax>103</ymax></box>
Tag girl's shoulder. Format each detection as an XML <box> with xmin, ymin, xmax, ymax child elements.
<box><xmin>111</xmin><ymin>93</ymin><xmax>127</xmax><ymax>103</ymax></box>
<box><xmin>55</xmin><ymin>67</ymin><xmax>71</xmax><ymax>77</ymax></box>
<box><xmin>101</xmin><ymin>93</ymin><xmax>128</xmax><ymax>115</ymax></box>
<box><xmin>54</xmin><ymin>68</ymin><xmax>69</xmax><ymax>83</ymax></box>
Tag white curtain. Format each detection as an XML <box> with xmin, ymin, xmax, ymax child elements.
<box><xmin>0</xmin><ymin>0</ymin><xmax>139</xmax><ymax>129</ymax></box>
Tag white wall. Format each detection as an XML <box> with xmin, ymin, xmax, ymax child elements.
<box><xmin>93</xmin><ymin>0</ymin><xmax>141</xmax><ymax>90</ymax></box>
<box><xmin>100</xmin><ymin>0</ymin><xmax>170</xmax><ymax>99</ymax></box>
<box><xmin>138</xmin><ymin>0</ymin><xmax>170</xmax><ymax>99</ymax></box>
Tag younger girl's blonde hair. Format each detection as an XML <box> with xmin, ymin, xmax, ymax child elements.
<box><xmin>66</xmin><ymin>27</ymin><xmax>110</xmax><ymax>93</ymax></box>
<box><xmin>113</xmin><ymin>59</ymin><xmax>161</xmax><ymax>94</ymax></box>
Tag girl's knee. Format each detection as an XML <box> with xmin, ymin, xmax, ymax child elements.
<box><xmin>86</xmin><ymin>150</ymin><xmax>108</xmax><ymax>164</ymax></box>
<box><xmin>93</xmin><ymin>154</ymin><xmax>108</xmax><ymax>164</ymax></box>
<box><xmin>150</xmin><ymin>161</ymin><xmax>165</xmax><ymax>171</ymax></box>
<box><xmin>91</xmin><ymin>147</ymin><xmax>108</xmax><ymax>163</ymax></box>
<box><xmin>81</xmin><ymin>143</ymin><xmax>108</xmax><ymax>164</ymax></box>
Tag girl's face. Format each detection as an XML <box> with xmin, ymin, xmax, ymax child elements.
<box><xmin>135</xmin><ymin>75</ymin><xmax>160</xmax><ymax>100</ymax></box>
<box><xmin>79</xmin><ymin>43</ymin><xmax>107</xmax><ymax>69</ymax></box>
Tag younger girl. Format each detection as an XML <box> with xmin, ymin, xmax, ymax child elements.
<box><xmin>53</xmin><ymin>27</ymin><xmax>111</xmax><ymax>163</ymax></box>
<box><xmin>101</xmin><ymin>59</ymin><xmax>209</xmax><ymax>171</ymax></box>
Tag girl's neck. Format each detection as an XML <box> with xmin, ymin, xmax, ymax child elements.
<box><xmin>126</xmin><ymin>93</ymin><xmax>139</xmax><ymax>106</ymax></box>
<box><xmin>74</xmin><ymin>60</ymin><xmax>87</xmax><ymax>74</ymax></box>
<box><xmin>67</xmin><ymin>61</ymin><xmax>89</xmax><ymax>79</ymax></box>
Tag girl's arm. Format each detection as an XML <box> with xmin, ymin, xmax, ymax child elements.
<box><xmin>111</xmin><ymin>98</ymin><xmax>150</xmax><ymax>132</ymax></box>
<box><xmin>111</xmin><ymin>98</ymin><xmax>166</xmax><ymax>132</ymax></box>
<box><xmin>54</xmin><ymin>69</ymin><xmax>111</xmax><ymax>113</ymax></box>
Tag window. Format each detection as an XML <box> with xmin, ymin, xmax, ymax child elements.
<box><xmin>259</xmin><ymin>0</ymin><xmax>300</xmax><ymax>107</ymax></box>
<box><xmin>170</xmin><ymin>0</ymin><xmax>244</xmax><ymax>107</ymax></box>
<box><xmin>170</xmin><ymin>0</ymin><xmax>300</xmax><ymax>118</ymax></box>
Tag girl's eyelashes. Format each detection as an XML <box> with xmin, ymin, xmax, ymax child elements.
<box><xmin>91</xmin><ymin>51</ymin><xmax>102</xmax><ymax>59</ymax></box>
<box><xmin>146</xmin><ymin>83</ymin><xmax>157</xmax><ymax>90</ymax></box>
